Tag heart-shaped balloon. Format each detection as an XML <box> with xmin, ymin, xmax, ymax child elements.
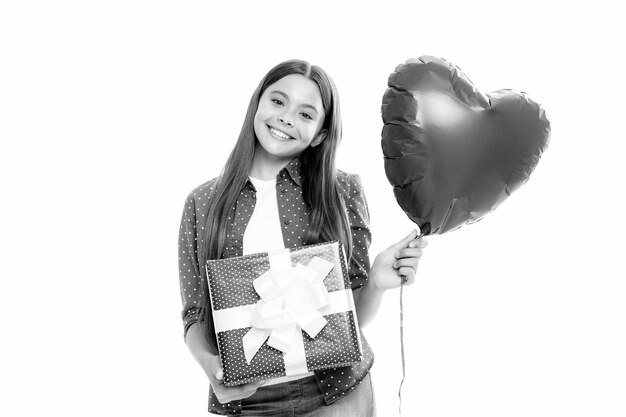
<box><xmin>381</xmin><ymin>56</ymin><xmax>551</xmax><ymax>235</ymax></box>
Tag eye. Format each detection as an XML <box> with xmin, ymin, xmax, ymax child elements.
<box><xmin>300</xmin><ymin>112</ymin><xmax>313</xmax><ymax>120</ymax></box>
<box><xmin>271</xmin><ymin>98</ymin><xmax>284</xmax><ymax>106</ymax></box>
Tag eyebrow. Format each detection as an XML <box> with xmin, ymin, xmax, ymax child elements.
<box><xmin>270</xmin><ymin>90</ymin><xmax>320</xmax><ymax>113</ymax></box>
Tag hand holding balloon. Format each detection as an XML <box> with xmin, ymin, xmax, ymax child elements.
<box><xmin>370</xmin><ymin>230</ymin><xmax>427</xmax><ymax>290</ymax></box>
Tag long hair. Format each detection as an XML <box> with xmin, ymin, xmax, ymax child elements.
<box><xmin>198</xmin><ymin>60</ymin><xmax>352</xmax><ymax>337</ymax></box>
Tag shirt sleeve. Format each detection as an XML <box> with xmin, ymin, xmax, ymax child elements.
<box><xmin>178</xmin><ymin>192</ymin><xmax>207</xmax><ymax>340</ymax></box>
<box><xmin>346</xmin><ymin>173</ymin><xmax>372</xmax><ymax>290</ymax></box>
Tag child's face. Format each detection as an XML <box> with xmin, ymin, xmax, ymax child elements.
<box><xmin>253</xmin><ymin>74</ymin><xmax>326</xmax><ymax>164</ymax></box>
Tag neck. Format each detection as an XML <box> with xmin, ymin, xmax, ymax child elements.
<box><xmin>250</xmin><ymin>144</ymin><xmax>292</xmax><ymax>180</ymax></box>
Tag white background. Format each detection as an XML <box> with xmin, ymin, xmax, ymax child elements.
<box><xmin>1</xmin><ymin>1</ymin><xmax>625</xmax><ymax>416</ymax></box>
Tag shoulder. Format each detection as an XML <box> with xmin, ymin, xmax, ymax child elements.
<box><xmin>336</xmin><ymin>170</ymin><xmax>370</xmax><ymax>229</ymax></box>
<box><xmin>184</xmin><ymin>177</ymin><xmax>220</xmax><ymax>206</ymax></box>
<box><xmin>336</xmin><ymin>169</ymin><xmax>363</xmax><ymax>195</ymax></box>
<box><xmin>336</xmin><ymin>169</ymin><xmax>368</xmax><ymax>215</ymax></box>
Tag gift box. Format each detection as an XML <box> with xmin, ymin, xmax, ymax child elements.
<box><xmin>206</xmin><ymin>241</ymin><xmax>363</xmax><ymax>387</ymax></box>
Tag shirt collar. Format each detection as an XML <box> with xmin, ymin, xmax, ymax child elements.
<box><xmin>283</xmin><ymin>157</ymin><xmax>303</xmax><ymax>187</ymax></box>
<box><xmin>244</xmin><ymin>156</ymin><xmax>303</xmax><ymax>191</ymax></box>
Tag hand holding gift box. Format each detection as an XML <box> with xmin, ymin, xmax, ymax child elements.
<box><xmin>206</xmin><ymin>241</ymin><xmax>363</xmax><ymax>387</ymax></box>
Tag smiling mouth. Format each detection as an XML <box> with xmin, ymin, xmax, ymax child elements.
<box><xmin>267</xmin><ymin>125</ymin><xmax>294</xmax><ymax>140</ymax></box>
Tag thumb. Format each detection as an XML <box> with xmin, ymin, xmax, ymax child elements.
<box><xmin>215</xmin><ymin>356</ymin><xmax>224</xmax><ymax>381</ymax></box>
<box><xmin>209</xmin><ymin>354</ymin><xmax>224</xmax><ymax>381</ymax></box>
<box><xmin>392</xmin><ymin>229</ymin><xmax>419</xmax><ymax>249</ymax></box>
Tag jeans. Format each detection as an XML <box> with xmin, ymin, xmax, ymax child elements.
<box><xmin>235</xmin><ymin>373</ymin><xmax>376</xmax><ymax>416</ymax></box>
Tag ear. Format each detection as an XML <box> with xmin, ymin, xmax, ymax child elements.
<box><xmin>310</xmin><ymin>129</ymin><xmax>327</xmax><ymax>148</ymax></box>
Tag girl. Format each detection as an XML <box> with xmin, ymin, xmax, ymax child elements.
<box><xmin>178</xmin><ymin>59</ymin><xmax>427</xmax><ymax>416</ymax></box>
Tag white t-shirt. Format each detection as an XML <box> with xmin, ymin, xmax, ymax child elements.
<box><xmin>243</xmin><ymin>176</ymin><xmax>314</xmax><ymax>385</ymax></box>
<box><xmin>243</xmin><ymin>176</ymin><xmax>284</xmax><ymax>255</ymax></box>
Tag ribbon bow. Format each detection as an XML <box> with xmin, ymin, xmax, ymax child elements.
<box><xmin>242</xmin><ymin>256</ymin><xmax>335</xmax><ymax>364</ymax></box>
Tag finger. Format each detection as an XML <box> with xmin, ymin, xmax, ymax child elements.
<box><xmin>395</xmin><ymin>247</ymin><xmax>423</xmax><ymax>259</ymax></box>
<box><xmin>398</xmin><ymin>267</ymin><xmax>416</xmax><ymax>284</ymax></box>
<box><xmin>214</xmin><ymin>380</ymin><xmax>264</xmax><ymax>403</ymax></box>
<box><xmin>408</xmin><ymin>237</ymin><xmax>428</xmax><ymax>249</ymax></box>
<box><xmin>209</xmin><ymin>355</ymin><xmax>225</xmax><ymax>382</ymax></box>
<box><xmin>237</xmin><ymin>380</ymin><xmax>266</xmax><ymax>391</ymax></box>
<box><xmin>393</xmin><ymin>258</ymin><xmax>420</xmax><ymax>269</ymax></box>
<box><xmin>392</xmin><ymin>229</ymin><xmax>419</xmax><ymax>250</ymax></box>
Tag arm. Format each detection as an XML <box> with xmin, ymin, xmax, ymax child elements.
<box><xmin>344</xmin><ymin>174</ymin><xmax>426</xmax><ymax>326</ymax></box>
<box><xmin>178</xmin><ymin>193</ymin><xmax>262</xmax><ymax>402</ymax></box>
<box><xmin>185</xmin><ymin>322</ymin><xmax>263</xmax><ymax>403</ymax></box>
<box><xmin>179</xmin><ymin>193</ymin><xmax>205</xmax><ymax>340</ymax></box>
<box><xmin>353</xmin><ymin>278</ymin><xmax>384</xmax><ymax>327</ymax></box>
<box><xmin>343</xmin><ymin>174</ymin><xmax>375</xmax><ymax>325</ymax></box>
<box><xmin>185</xmin><ymin>321</ymin><xmax>220</xmax><ymax>380</ymax></box>
<box><xmin>354</xmin><ymin>230</ymin><xmax>427</xmax><ymax>326</ymax></box>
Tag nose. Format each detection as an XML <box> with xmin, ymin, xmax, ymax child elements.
<box><xmin>278</xmin><ymin>114</ymin><xmax>294</xmax><ymax>127</ymax></box>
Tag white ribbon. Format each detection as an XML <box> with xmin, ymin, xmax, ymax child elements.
<box><xmin>242</xmin><ymin>256</ymin><xmax>335</xmax><ymax>365</ymax></box>
<box><xmin>211</xmin><ymin>250</ymin><xmax>356</xmax><ymax>377</ymax></box>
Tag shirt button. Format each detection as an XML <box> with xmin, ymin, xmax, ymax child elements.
<box><xmin>280</xmin><ymin>188</ymin><xmax>287</xmax><ymax>194</ymax></box>
<box><xmin>283</xmin><ymin>219</ymin><xmax>291</xmax><ymax>225</ymax></box>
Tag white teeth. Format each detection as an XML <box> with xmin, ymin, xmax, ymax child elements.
<box><xmin>269</xmin><ymin>126</ymin><xmax>292</xmax><ymax>140</ymax></box>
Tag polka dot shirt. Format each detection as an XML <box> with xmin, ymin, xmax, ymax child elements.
<box><xmin>178</xmin><ymin>158</ymin><xmax>375</xmax><ymax>415</ymax></box>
